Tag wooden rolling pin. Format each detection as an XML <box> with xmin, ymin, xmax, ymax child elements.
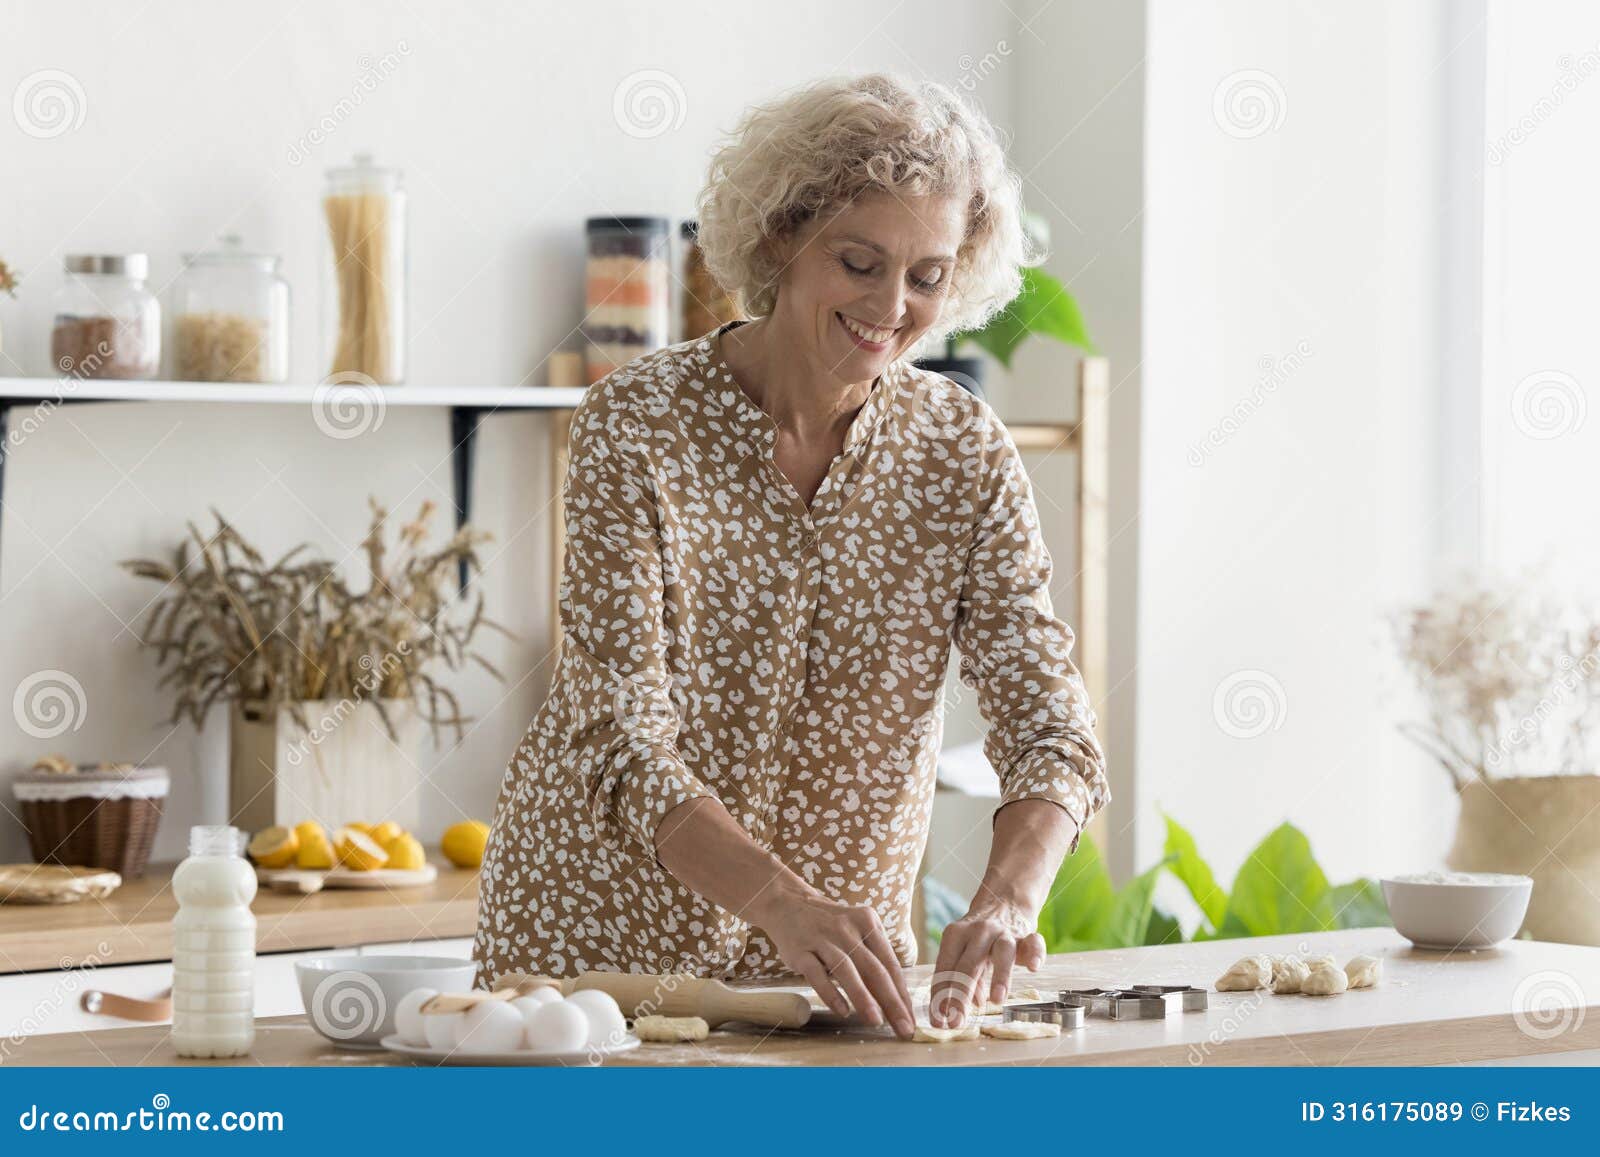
<box><xmin>422</xmin><ymin>972</ymin><xmax>817</xmax><ymax>1029</ymax></box>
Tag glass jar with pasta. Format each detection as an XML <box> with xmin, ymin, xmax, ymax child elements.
<box><xmin>170</xmin><ymin>236</ymin><xmax>290</xmax><ymax>383</ymax></box>
<box><xmin>322</xmin><ymin>154</ymin><xmax>406</xmax><ymax>385</ymax></box>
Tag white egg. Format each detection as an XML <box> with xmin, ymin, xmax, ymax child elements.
<box><xmin>522</xmin><ymin>1000</ymin><xmax>588</xmax><ymax>1053</ymax></box>
<box><xmin>457</xmin><ymin>1000</ymin><xmax>525</xmax><ymax>1054</ymax></box>
<box><xmin>394</xmin><ymin>987</ymin><xmax>438</xmax><ymax>1047</ymax></box>
<box><xmin>423</xmin><ymin>1009</ymin><xmax>465</xmax><ymax>1051</ymax></box>
<box><xmin>565</xmin><ymin>989</ymin><xmax>629</xmax><ymax>1050</ymax></box>
<box><xmin>510</xmin><ymin>988</ymin><xmax>563</xmax><ymax>1014</ymax></box>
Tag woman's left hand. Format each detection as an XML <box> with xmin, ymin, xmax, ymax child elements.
<box><xmin>928</xmin><ymin>894</ymin><xmax>1044</xmax><ymax>1027</ymax></box>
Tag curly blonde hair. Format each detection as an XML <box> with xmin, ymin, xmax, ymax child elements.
<box><xmin>696</xmin><ymin>73</ymin><xmax>1034</xmax><ymax>342</ymax></box>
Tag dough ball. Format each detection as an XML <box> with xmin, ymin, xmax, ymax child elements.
<box><xmin>458</xmin><ymin>999</ymin><xmax>525</xmax><ymax>1053</ymax></box>
<box><xmin>981</xmin><ymin>1021</ymin><xmax>1061</xmax><ymax>1040</ymax></box>
<box><xmin>393</xmin><ymin>986</ymin><xmax>437</xmax><ymax>1047</ymax></box>
<box><xmin>1214</xmin><ymin>953</ymin><xmax>1273</xmax><ymax>991</ymax></box>
<box><xmin>1301</xmin><ymin>959</ymin><xmax>1349</xmax><ymax>996</ymax></box>
<box><xmin>566</xmin><ymin>989</ymin><xmax>629</xmax><ymax>1050</ymax></box>
<box><xmin>523</xmin><ymin>1000</ymin><xmax>589</xmax><ymax>1052</ymax></box>
<box><xmin>422</xmin><ymin>1008</ymin><xmax>465</xmax><ymax>1051</ymax></box>
<box><xmin>1009</xmin><ymin>986</ymin><xmax>1045</xmax><ymax>1003</ymax></box>
<box><xmin>911</xmin><ymin>1023</ymin><xmax>980</xmax><ymax>1043</ymax></box>
<box><xmin>1344</xmin><ymin>954</ymin><xmax>1382</xmax><ymax>989</ymax></box>
<box><xmin>633</xmin><ymin>1015</ymin><xmax>710</xmax><ymax>1043</ymax></box>
<box><xmin>1271</xmin><ymin>955</ymin><xmax>1310</xmax><ymax>995</ymax></box>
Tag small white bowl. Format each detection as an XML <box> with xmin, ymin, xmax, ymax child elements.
<box><xmin>296</xmin><ymin>954</ymin><xmax>477</xmax><ymax>1048</ymax></box>
<box><xmin>1381</xmin><ymin>873</ymin><xmax>1533</xmax><ymax>950</ymax></box>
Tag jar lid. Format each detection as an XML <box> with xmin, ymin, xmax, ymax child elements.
<box><xmin>64</xmin><ymin>254</ymin><xmax>148</xmax><ymax>278</ymax></box>
<box><xmin>181</xmin><ymin>234</ymin><xmax>280</xmax><ymax>272</ymax></box>
<box><xmin>326</xmin><ymin>152</ymin><xmax>403</xmax><ymax>192</ymax></box>
<box><xmin>586</xmin><ymin>216</ymin><xmax>670</xmax><ymax>234</ymax></box>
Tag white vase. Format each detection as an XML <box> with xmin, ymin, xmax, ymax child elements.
<box><xmin>228</xmin><ymin>699</ymin><xmax>425</xmax><ymax>834</ymax></box>
<box><xmin>1447</xmin><ymin>774</ymin><xmax>1600</xmax><ymax>946</ymax></box>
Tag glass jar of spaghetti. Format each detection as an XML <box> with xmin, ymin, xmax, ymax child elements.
<box><xmin>583</xmin><ymin>217</ymin><xmax>669</xmax><ymax>384</ymax></box>
<box><xmin>322</xmin><ymin>154</ymin><xmax>406</xmax><ymax>384</ymax></box>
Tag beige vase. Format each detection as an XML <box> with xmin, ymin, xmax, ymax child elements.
<box><xmin>1447</xmin><ymin>774</ymin><xmax>1600</xmax><ymax>945</ymax></box>
<box><xmin>228</xmin><ymin>699</ymin><xmax>425</xmax><ymax>835</ymax></box>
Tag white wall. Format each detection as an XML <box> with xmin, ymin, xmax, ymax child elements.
<box><xmin>1480</xmin><ymin>0</ymin><xmax>1600</xmax><ymax>582</ymax></box>
<box><xmin>0</xmin><ymin>0</ymin><xmax>1016</xmax><ymax>864</ymax></box>
<box><xmin>1138</xmin><ymin>0</ymin><xmax>1464</xmax><ymax>887</ymax></box>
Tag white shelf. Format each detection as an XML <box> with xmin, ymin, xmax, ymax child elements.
<box><xmin>0</xmin><ymin>378</ymin><xmax>587</xmax><ymax>410</ymax></box>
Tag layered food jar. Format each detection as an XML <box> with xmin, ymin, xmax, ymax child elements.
<box><xmin>50</xmin><ymin>254</ymin><xmax>161</xmax><ymax>379</ymax></box>
<box><xmin>583</xmin><ymin>216</ymin><xmax>669</xmax><ymax>384</ymax></box>
<box><xmin>171</xmin><ymin>235</ymin><xmax>290</xmax><ymax>383</ymax></box>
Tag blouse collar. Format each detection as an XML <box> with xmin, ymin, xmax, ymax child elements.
<box><xmin>700</xmin><ymin>320</ymin><xmax>902</xmax><ymax>456</ymax></box>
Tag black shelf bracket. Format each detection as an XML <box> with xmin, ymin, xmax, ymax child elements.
<box><xmin>450</xmin><ymin>405</ymin><xmax>484</xmax><ymax>592</ymax></box>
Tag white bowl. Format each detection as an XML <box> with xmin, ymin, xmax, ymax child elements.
<box><xmin>1381</xmin><ymin>873</ymin><xmax>1533</xmax><ymax>949</ymax></box>
<box><xmin>296</xmin><ymin>955</ymin><xmax>477</xmax><ymax>1048</ymax></box>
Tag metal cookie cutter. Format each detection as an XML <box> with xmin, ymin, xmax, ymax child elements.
<box><xmin>1001</xmin><ymin>1000</ymin><xmax>1087</xmax><ymax>1031</ymax></box>
<box><xmin>1061</xmin><ymin>985</ymin><xmax>1210</xmax><ymax>1020</ymax></box>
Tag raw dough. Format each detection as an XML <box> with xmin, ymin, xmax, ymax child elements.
<box><xmin>1010</xmin><ymin>986</ymin><xmax>1045</xmax><ymax>1003</ymax></box>
<box><xmin>911</xmin><ymin>1023</ymin><xmax>981</xmax><ymax>1043</ymax></box>
<box><xmin>1301</xmin><ymin>959</ymin><xmax>1349</xmax><ymax>996</ymax></box>
<box><xmin>1344</xmin><ymin>954</ymin><xmax>1382</xmax><ymax>989</ymax></box>
<box><xmin>1214</xmin><ymin>953</ymin><xmax>1273</xmax><ymax>991</ymax></box>
<box><xmin>1270</xmin><ymin>955</ymin><xmax>1310</xmax><ymax>995</ymax></box>
<box><xmin>980</xmin><ymin>1021</ymin><xmax>1061</xmax><ymax>1041</ymax></box>
<box><xmin>632</xmin><ymin>1015</ymin><xmax>709</xmax><ymax>1043</ymax></box>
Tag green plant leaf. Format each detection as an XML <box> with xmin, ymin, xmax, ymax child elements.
<box><xmin>1327</xmin><ymin>878</ymin><xmax>1391</xmax><ymax>929</ymax></box>
<box><xmin>1218</xmin><ymin>822</ymin><xmax>1335</xmax><ymax>936</ymax></box>
<box><xmin>1036</xmin><ymin>834</ymin><xmax>1115</xmax><ymax>952</ymax></box>
<box><xmin>1162</xmin><ymin>814</ymin><xmax>1228</xmax><ymax>933</ymax></box>
<box><xmin>957</xmin><ymin>266</ymin><xmax>1095</xmax><ymax>368</ymax></box>
<box><xmin>1102</xmin><ymin>855</ymin><xmax>1176</xmax><ymax>947</ymax></box>
<box><xmin>1143</xmin><ymin>905</ymin><xmax>1185</xmax><ymax>946</ymax></box>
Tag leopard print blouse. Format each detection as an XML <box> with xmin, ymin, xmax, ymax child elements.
<box><xmin>473</xmin><ymin>326</ymin><xmax>1109</xmax><ymax>984</ymax></box>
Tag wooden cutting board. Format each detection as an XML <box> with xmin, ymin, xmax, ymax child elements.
<box><xmin>256</xmin><ymin>863</ymin><xmax>438</xmax><ymax>894</ymax></box>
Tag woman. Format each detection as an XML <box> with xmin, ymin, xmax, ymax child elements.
<box><xmin>473</xmin><ymin>74</ymin><xmax>1108</xmax><ymax>1039</ymax></box>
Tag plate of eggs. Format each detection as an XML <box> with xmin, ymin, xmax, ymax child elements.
<box><xmin>383</xmin><ymin>985</ymin><xmax>639</xmax><ymax>1066</ymax></box>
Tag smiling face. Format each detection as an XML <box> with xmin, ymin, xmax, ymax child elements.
<box><xmin>769</xmin><ymin>191</ymin><xmax>967</xmax><ymax>384</ymax></box>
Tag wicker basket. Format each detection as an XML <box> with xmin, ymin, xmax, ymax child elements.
<box><xmin>12</xmin><ymin>763</ymin><xmax>168</xmax><ymax>878</ymax></box>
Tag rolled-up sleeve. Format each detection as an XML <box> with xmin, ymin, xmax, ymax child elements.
<box><xmin>950</xmin><ymin>421</ymin><xmax>1110</xmax><ymax>852</ymax></box>
<box><xmin>556</xmin><ymin>388</ymin><xmax>717</xmax><ymax>858</ymax></box>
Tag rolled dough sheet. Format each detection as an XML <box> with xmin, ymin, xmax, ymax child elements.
<box><xmin>911</xmin><ymin>1023</ymin><xmax>981</xmax><ymax>1043</ymax></box>
<box><xmin>980</xmin><ymin>1020</ymin><xmax>1061</xmax><ymax>1040</ymax></box>
<box><xmin>633</xmin><ymin>1015</ymin><xmax>710</xmax><ymax>1042</ymax></box>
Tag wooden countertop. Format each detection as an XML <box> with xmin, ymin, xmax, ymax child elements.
<box><xmin>12</xmin><ymin>930</ymin><xmax>1600</xmax><ymax>1066</ymax></box>
<box><xmin>0</xmin><ymin>860</ymin><xmax>479</xmax><ymax>974</ymax></box>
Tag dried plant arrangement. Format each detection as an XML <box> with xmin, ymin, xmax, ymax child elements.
<box><xmin>123</xmin><ymin>499</ymin><xmax>507</xmax><ymax>743</ymax></box>
<box><xmin>1392</xmin><ymin>576</ymin><xmax>1600</xmax><ymax>788</ymax></box>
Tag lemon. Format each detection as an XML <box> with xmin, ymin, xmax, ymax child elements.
<box><xmin>334</xmin><ymin>827</ymin><xmax>389</xmax><ymax>871</ymax></box>
<box><xmin>296</xmin><ymin>833</ymin><xmax>335</xmax><ymax>870</ymax></box>
<box><xmin>344</xmin><ymin>821</ymin><xmax>374</xmax><ymax>836</ymax></box>
<box><xmin>385</xmin><ymin>833</ymin><xmax>426</xmax><ymax>871</ymax></box>
<box><xmin>441</xmin><ymin>820</ymin><xmax>489</xmax><ymax>869</ymax></box>
<box><xmin>293</xmin><ymin>820</ymin><xmax>327</xmax><ymax>845</ymax></box>
<box><xmin>247</xmin><ymin>825</ymin><xmax>299</xmax><ymax>869</ymax></box>
<box><xmin>369</xmin><ymin>820</ymin><xmax>405</xmax><ymax>848</ymax></box>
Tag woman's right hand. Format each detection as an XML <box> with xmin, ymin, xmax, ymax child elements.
<box><xmin>752</xmin><ymin>883</ymin><xmax>916</xmax><ymax>1039</ymax></box>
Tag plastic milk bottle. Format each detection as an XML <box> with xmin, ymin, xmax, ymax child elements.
<box><xmin>170</xmin><ymin>824</ymin><xmax>257</xmax><ymax>1057</ymax></box>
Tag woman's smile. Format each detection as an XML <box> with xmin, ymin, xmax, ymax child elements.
<box><xmin>835</xmin><ymin>310</ymin><xmax>903</xmax><ymax>351</ymax></box>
